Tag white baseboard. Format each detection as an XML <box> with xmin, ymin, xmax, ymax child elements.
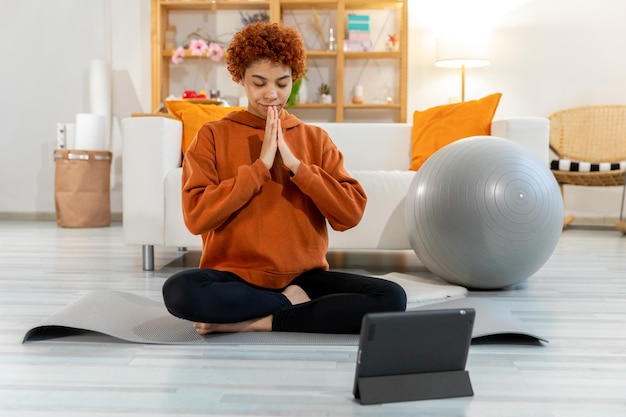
<box><xmin>0</xmin><ymin>212</ymin><xmax>619</xmax><ymax>229</ymax></box>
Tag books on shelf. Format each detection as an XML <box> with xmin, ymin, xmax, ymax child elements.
<box><xmin>345</xmin><ymin>14</ymin><xmax>371</xmax><ymax>51</ymax></box>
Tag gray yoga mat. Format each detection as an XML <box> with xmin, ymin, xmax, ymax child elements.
<box><xmin>22</xmin><ymin>290</ymin><xmax>547</xmax><ymax>345</ymax></box>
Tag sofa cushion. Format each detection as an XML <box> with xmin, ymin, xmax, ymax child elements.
<box><xmin>313</xmin><ymin>122</ymin><xmax>412</xmax><ymax>171</ymax></box>
<box><xmin>327</xmin><ymin>170</ymin><xmax>415</xmax><ymax>250</ymax></box>
<box><xmin>165</xmin><ymin>101</ymin><xmax>245</xmax><ymax>155</ymax></box>
<box><xmin>409</xmin><ymin>93</ymin><xmax>502</xmax><ymax>171</ymax></box>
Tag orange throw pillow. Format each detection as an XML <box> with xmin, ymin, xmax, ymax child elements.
<box><xmin>409</xmin><ymin>93</ymin><xmax>502</xmax><ymax>171</ymax></box>
<box><xmin>165</xmin><ymin>100</ymin><xmax>245</xmax><ymax>155</ymax></box>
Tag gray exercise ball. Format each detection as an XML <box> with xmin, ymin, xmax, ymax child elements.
<box><xmin>406</xmin><ymin>136</ymin><xmax>563</xmax><ymax>289</ymax></box>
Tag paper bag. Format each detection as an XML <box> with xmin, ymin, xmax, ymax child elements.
<box><xmin>54</xmin><ymin>149</ymin><xmax>112</xmax><ymax>228</ymax></box>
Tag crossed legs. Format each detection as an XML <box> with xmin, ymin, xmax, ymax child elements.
<box><xmin>162</xmin><ymin>268</ymin><xmax>406</xmax><ymax>335</ymax></box>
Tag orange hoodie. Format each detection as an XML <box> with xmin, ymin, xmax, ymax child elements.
<box><xmin>182</xmin><ymin>110</ymin><xmax>367</xmax><ymax>289</ymax></box>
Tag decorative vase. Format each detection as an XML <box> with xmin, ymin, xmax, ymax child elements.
<box><xmin>297</xmin><ymin>78</ymin><xmax>308</xmax><ymax>104</ymax></box>
<box><xmin>352</xmin><ymin>84</ymin><xmax>364</xmax><ymax>104</ymax></box>
<box><xmin>319</xmin><ymin>94</ymin><xmax>332</xmax><ymax>104</ymax></box>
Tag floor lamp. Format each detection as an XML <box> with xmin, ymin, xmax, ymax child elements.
<box><xmin>435</xmin><ymin>34</ymin><xmax>491</xmax><ymax>102</ymax></box>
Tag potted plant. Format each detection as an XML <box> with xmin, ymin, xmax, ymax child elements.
<box><xmin>318</xmin><ymin>83</ymin><xmax>332</xmax><ymax>104</ymax></box>
<box><xmin>287</xmin><ymin>70</ymin><xmax>309</xmax><ymax>108</ymax></box>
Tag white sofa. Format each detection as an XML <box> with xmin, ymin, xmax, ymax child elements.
<box><xmin>122</xmin><ymin>116</ymin><xmax>550</xmax><ymax>270</ymax></box>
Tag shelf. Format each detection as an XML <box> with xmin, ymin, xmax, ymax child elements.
<box><xmin>304</xmin><ymin>51</ymin><xmax>401</xmax><ymax>59</ymax></box>
<box><xmin>291</xmin><ymin>103</ymin><xmax>401</xmax><ymax>110</ymax></box>
<box><xmin>163</xmin><ymin>49</ymin><xmax>228</xmax><ymax>59</ymax></box>
<box><xmin>291</xmin><ymin>103</ymin><xmax>337</xmax><ymax>109</ymax></box>
<box><xmin>280</xmin><ymin>1</ymin><xmax>404</xmax><ymax>11</ymax></box>
<box><xmin>344</xmin><ymin>103</ymin><xmax>401</xmax><ymax>109</ymax></box>
<box><xmin>160</xmin><ymin>1</ymin><xmax>270</xmax><ymax>11</ymax></box>
<box><xmin>152</xmin><ymin>0</ymin><xmax>407</xmax><ymax>122</ymax></box>
<box><xmin>344</xmin><ymin>51</ymin><xmax>401</xmax><ymax>60</ymax></box>
<box><xmin>344</xmin><ymin>0</ymin><xmax>403</xmax><ymax>9</ymax></box>
<box><xmin>280</xmin><ymin>0</ymin><xmax>339</xmax><ymax>9</ymax></box>
<box><xmin>306</xmin><ymin>51</ymin><xmax>337</xmax><ymax>59</ymax></box>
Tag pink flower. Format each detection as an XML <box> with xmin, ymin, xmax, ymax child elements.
<box><xmin>207</xmin><ymin>42</ymin><xmax>223</xmax><ymax>62</ymax></box>
<box><xmin>171</xmin><ymin>46</ymin><xmax>185</xmax><ymax>64</ymax></box>
<box><xmin>189</xmin><ymin>39</ymin><xmax>209</xmax><ymax>56</ymax></box>
<box><xmin>171</xmin><ymin>38</ymin><xmax>223</xmax><ymax>72</ymax></box>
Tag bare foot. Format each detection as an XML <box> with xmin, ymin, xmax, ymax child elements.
<box><xmin>192</xmin><ymin>285</ymin><xmax>309</xmax><ymax>335</ymax></box>
<box><xmin>282</xmin><ymin>285</ymin><xmax>311</xmax><ymax>305</ymax></box>
<box><xmin>193</xmin><ymin>315</ymin><xmax>272</xmax><ymax>335</ymax></box>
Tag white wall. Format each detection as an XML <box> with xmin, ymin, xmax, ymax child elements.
<box><xmin>0</xmin><ymin>0</ymin><xmax>625</xmax><ymax>223</ymax></box>
<box><xmin>0</xmin><ymin>0</ymin><xmax>107</xmax><ymax>216</ymax></box>
<box><xmin>407</xmin><ymin>0</ymin><xmax>626</xmax><ymax>224</ymax></box>
<box><xmin>0</xmin><ymin>0</ymin><xmax>149</xmax><ymax>218</ymax></box>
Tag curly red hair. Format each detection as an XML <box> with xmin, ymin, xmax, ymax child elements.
<box><xmin>226</xmin><ymin>22</ymin><xmax>306</xmax><ymax>83</ymax></box>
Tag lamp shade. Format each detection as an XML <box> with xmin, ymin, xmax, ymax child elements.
<box><xmin>435</xmin><ymin>33</ymin><xmax>491</xmax><ymax>68</ymax></box>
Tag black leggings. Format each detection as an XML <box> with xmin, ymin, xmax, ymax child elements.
<box><xmin>162</xmin><ymin>268</ymin><xmax>407</xmax><ymax>334</ymax></box>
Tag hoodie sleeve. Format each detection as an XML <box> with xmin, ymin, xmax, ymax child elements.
<box><xmin>181</xmin><ymin>124</ymin><xmax>271</xmax><ymax>235</ymax></box>
<box><xmin>290</xmin><ymin>128</ymin><xmax>367</xmax><ymax>232</ymax></box>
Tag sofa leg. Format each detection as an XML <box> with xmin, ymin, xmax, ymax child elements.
<box><xmin>142</xmin><ymin>245</ymin><xmax>154</xmax><ymax>271</ymax></box>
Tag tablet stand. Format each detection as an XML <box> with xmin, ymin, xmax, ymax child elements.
<box><xmin>355</xmin><ymin>369</ymin><xmax>473</xmax><ymax>405</ymax></box>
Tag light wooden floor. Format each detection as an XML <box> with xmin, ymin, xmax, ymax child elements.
<box><xmin>1</xmin><ymin>220</ymin><xmax>625</xmax><ymax>416</ymax></box>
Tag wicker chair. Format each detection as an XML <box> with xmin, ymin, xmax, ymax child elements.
<box><xmin>549</xmin><ymin>105</ymin><xmax>626</xmax><ymax>232</ymax></box>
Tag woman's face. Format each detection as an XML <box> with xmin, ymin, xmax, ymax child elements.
<box><xmin>241</xmin><ymin>59</ymin><xmax>293</xmax><ymax>119</ymax></box>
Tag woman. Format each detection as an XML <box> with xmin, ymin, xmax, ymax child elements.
<box><xmin>163</xmin><ymin>22</ymin><xmax>406</xmax><ymax>335</ymax></box>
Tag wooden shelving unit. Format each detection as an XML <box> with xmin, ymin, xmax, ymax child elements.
<box><xmin>151</xmin><ymin>0</ymin><xmax>407</xmax><ymax>122</ymax></box>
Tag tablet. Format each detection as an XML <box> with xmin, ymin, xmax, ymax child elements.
<box><xmin>353</xmin><ymin>308</ymin><xmax>475</xmax><ymax>404</ymax></box>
